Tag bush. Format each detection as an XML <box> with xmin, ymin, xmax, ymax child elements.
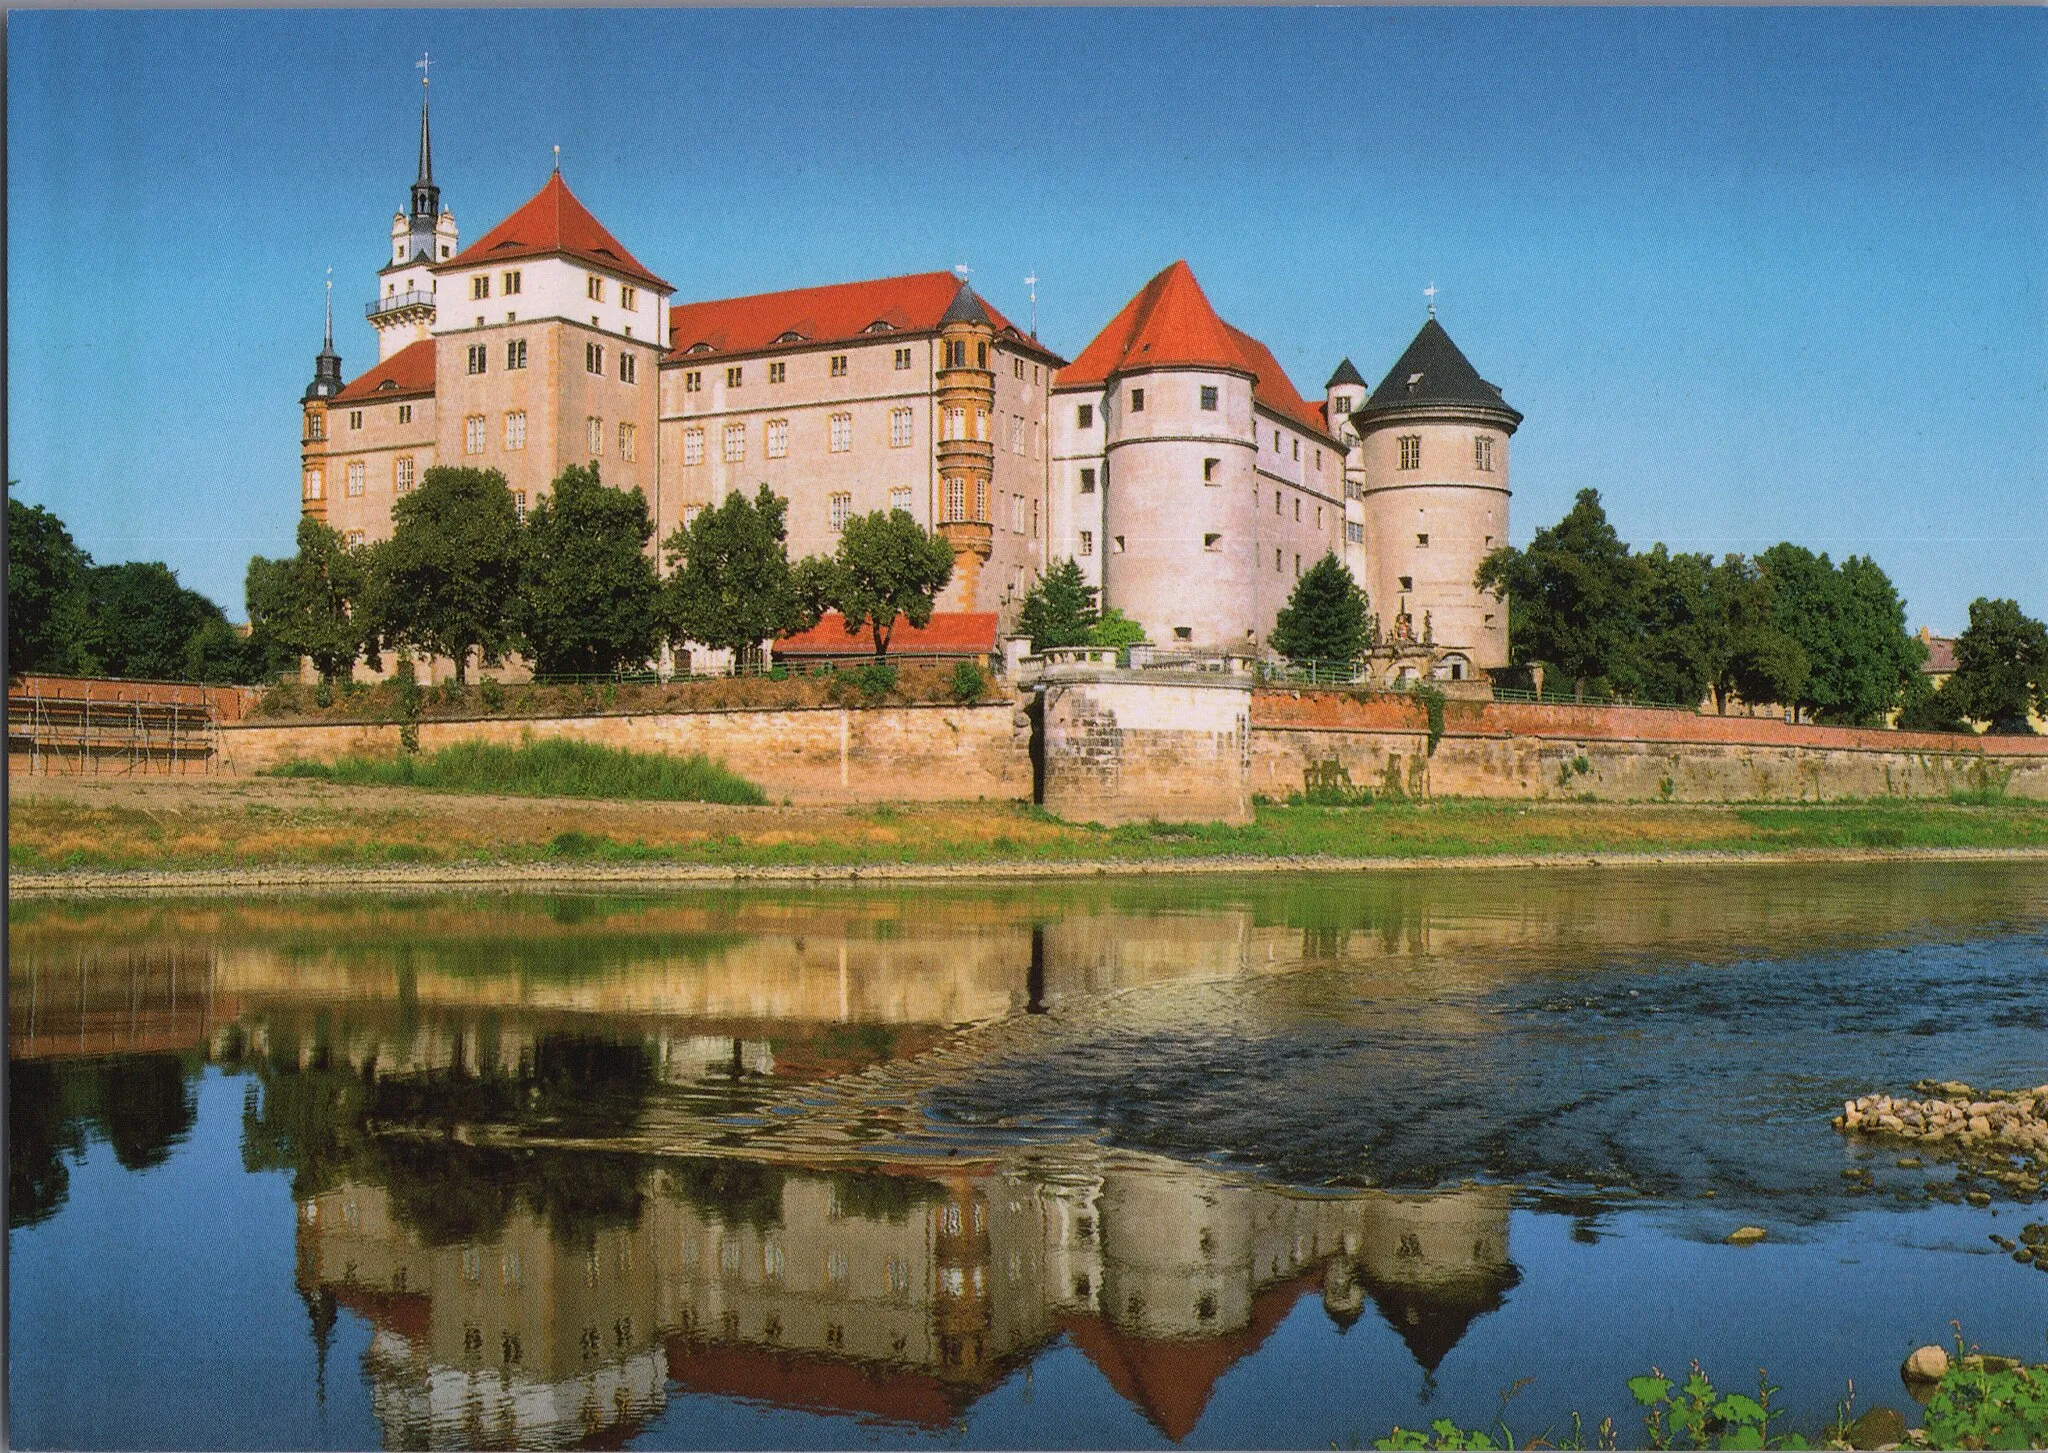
<box><xmin>949</xmin><ymin>660</ymin><xmax>987</xmax><ymax>703</ymax></box>
<box><xmin>846</xmin><ymin>661</ymin><xmax>898</xmax><ymax>702</ymax></box>
<box><xmin>266</xmin><ymin>737</ymin><xmax>766</xmax><ymax>805</ymax></box>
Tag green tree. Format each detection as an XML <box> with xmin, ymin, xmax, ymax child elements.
<box><xmin>1895</xmin><ymin>668</ymin><xmax>1970</xmax><ymax>733</ymax></box>
<box><xmin>822</xmin><ymin>509</ymin><xmax>956</xmax><ymax>657</ymax></box>
<box><xmin>1635</xmin><ymin>546</ymin><xmax>1717</xmax><ymax>706</ymax></box>
<box><xmin>1475</xmin><ymin>488</ymin><xmax>1648</xmax><ymax>697</ymax></box>
<box><xmin>6</xmin><ymin>492</ymin><xmax>93</xmax><ymax>676</ymax></box>
<box><xmin>660</xmin><ymin>485</ymin><xmax>811</xmax><ymax>668</ymax></box>
<box><xmin>1757</xmin><ymin>544</ymin><xmax>1920</xmax><ymax>724</ymax></box>
<box><xmin>1696</xmin><ymin>554</ymin><xmax>1807</xmax><ymax>714</ymax></box>
<box><xmin>78</xmin><ymin>561</ymin><xmax>235</xmax><ymax>681</ymax></box>
<box><xmin>1270</xmin><ymin>551</ymin><xmax>1370</xmax><ymax>666</ymax></box>
<box><xmin>245</xmin><ymin>517</ymin><xmax>369</xmax><ymax>686</ymax></box>
<box><xmin>1086</xmin><ymin>608</ymin><xmax>1148</xmax><ymax>651</ymax></box>
<box><xmin>1946</xmin><ymin>597</ymin><xmax>2048</xmax><ymax>733</ymax></box>
<box><xmin>365</xmin><ymin>466</ymin><xmax>520</xmax><ymax>684</ymax></box>
<box><xmin>516</xmin><ymin>465</ymin><xmax>660</xmax><ymax>677</ymax></box>
<box><xmin>1016</xmin><ymin>558</ymin><xmax>1099</xmax><ymax>652</ymax></box>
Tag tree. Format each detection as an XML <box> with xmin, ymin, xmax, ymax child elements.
<box><xmin>660</xmin><ymin>485</ymin><xmax>812</xmax><ymax>668</ymax></box>
<box><xmin>1757</xmin><ymin>544</ymin><xmax>1920</xmax><ymax>724</ymax></box>
<box><xmin>1086</xmin><ymin>608</ymin><xmax>1147</xmax><ymax>650</ymax></box>
<box><xmin>823</xmin><ymin>509</ymin><xmax>955</xmax><ymax>657</ymax></box>
<box><xmin>7</xmin><ymin>492</ymin><xmax>92</xmax><ymax>676</ymax></box>
<box><xmin>1635</xmin><ymin>546</ymin><xmax>1717</xmax><ymax>706</ymax></box>
<box><xmin>1946</xmin><ymin>597</ymin><xmax>2048</xmax><ymax>733</ymax></box>
<box><xmin>245</xmin><ymin>517</ymin><xmax>369</xmax><ymax>685</ymax></box>
<box><xmin>517</xmin><ymin>465</ymin><xmax>660</xmax><ymax>677</ymax></box>
<box><xmin>1016</xmin><ymin>559</ymin><xmax>1099</xmax><ymax>652</ymax></box>
<box><xmin>78</xmin><ymin>561</ymin><xmax>235</xmax><ymax>681</ymax></box>
<box><xmin>364</xmin><ymin>466</ymin><xmax>520</xmax><ymax>684</ymax></box>
<box><xmin>1270</xmin><ymin>552</ymin><xmax>1370</xmax><ymax>666</ymax></box>
<box><xmin>1475</xmin><ymin>488</ymin><xmax>1648</xmax><ymax>697</ymax></box>
<box><xmin>1895</xmin><ymin>668</ymin><xmax>1971</xmax><ymax>733</ymax></box>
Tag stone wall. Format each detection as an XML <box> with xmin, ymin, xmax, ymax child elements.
<box><xmin>218</xmin><ymin>703</ymin><xmax>1031</xmax><ymax>805</ymax></box>
<box><xmin>1039</xmin><ymin>674</ymin><xmax>1252</xmax><ymax>825</ymax></box>
<box><xmin>1250</xmin><ymin>690</ymin><xmax>2048</xmax><ymax>803</ymax></box>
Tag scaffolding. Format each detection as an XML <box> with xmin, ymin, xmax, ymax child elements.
<box><xmin>7</xmin><ymin>677</ymin><xmax>223</xmax><ymax>775</ymax></box>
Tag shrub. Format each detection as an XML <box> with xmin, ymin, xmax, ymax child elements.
<box><xmin>846</xmin><ymin>661</ymin><xmax>898</xmax><ymax>702</ymax></box>
<box><xmin>478</xmin><ymin>676</ymin><xmax>505</xmax><ymax>712</ymax></box>
<box><xmin>949</xmin><ymin>660</ymin><xmax>987</xmax><ymax>703</ymax></box>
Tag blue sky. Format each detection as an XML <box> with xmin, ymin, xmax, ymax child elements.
<box><xmin>9</xmin><ymin>8</ymin><xmax>2044</xmax><ymax>629</ymax></box>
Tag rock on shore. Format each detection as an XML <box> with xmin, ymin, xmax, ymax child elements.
<box><xmin>1831</xmin><ymin>1082</ymin><xmax>2048</xmax><ymax>1200</ymax></box>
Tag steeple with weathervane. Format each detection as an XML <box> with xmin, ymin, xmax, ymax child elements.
<box><xmin>370</xmin><ymin>55</ymin><xmax>459</xmax><ymax>362</ymax></box>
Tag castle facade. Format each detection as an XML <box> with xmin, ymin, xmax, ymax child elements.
<box><xmin>302</xmin><ymin>88</ymin><xmax>1520</xmax><ymax>677</ymax></box>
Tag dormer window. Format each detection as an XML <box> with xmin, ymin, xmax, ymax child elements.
<box><xmin>775</xmin><ymin>331</ymin><xmax>805</xmax><ymax>344</ymax></box>
<box><xmin>1406</xmin><ymin>372</ymin><xmax>1424</xmax><ymax>393</ymax></box>
<box><xmin>686</xmin><ymin>342</ymin><xmax>714</xmax><ymax>355</ymax></box>
<box><xmin>865</xmin><ymin>320</ymin><xmax>894</xmax><ymax>333</ymax></box>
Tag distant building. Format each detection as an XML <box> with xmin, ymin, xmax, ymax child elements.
<box><xmin>302</xmin><ymin>80</ymin><xmax>1521</xmax><ymax>676</ymax></box>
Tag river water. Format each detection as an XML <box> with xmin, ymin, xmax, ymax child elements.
<box><xmin>8</xmin><ymin>862</ymin><xmax>2046</xmax><ymax>1449</ymax></box>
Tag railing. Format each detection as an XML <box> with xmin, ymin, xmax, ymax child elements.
<box><xmin>366</xmin><ymin>289</ymin><xmax>436</xmax><ymax>321</ymax></box>
<box><xmin>1489</xmin><ymin>684</ymin><xmax>1702</xmax><ymax>712</ymax></box>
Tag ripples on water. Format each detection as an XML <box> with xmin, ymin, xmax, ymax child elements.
<box><xmin>7</xmin><ymin>862</ymin><xmax>2047</xmax><ymax>1449</ymax></box>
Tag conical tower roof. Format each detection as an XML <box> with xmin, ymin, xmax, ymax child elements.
<box><xmin>1325</xmin><ymin>357</ymin><xmax>1366</xmax><ymax>390</ymax></box>
<box><xmin>938</xmin><ymin>279</ymin><xmax>993</xmax><ymax>326</ymax></box>
<box><xmin>1355</xmin><ymin>318</ymin><xmax>1520</xmax><ymax>428</ymax></box>
<box><xmin>443</xmin><ymin>172</ymin><xmax>671</xmax><ymax>291</ymax></box>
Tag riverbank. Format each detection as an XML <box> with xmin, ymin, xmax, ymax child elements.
<box><xmin>9</xmin><ymin>775</ymin><xmax>2048</xmax><ymax>893</ymax></box>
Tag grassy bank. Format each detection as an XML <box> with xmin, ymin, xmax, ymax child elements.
<box><xmin>267</xmin><ymin>738</ymin><xmax>766</xmax><ymax>805</ymax></box>
<box><xmin>9</xmin><ymin>778</ymin><xmax>2048</xmax><ymax>875</ymax></box>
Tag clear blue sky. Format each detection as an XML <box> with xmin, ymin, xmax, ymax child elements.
<box><xmin>9</xmin><ymin>7</ymin><xmax>2044</xmax><ymax>630</ymax></box>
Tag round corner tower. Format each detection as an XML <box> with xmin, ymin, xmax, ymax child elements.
<box><xmin>1352</xmin><ymin>317</ymin><xmax>1521</xmax><ymax>673</ymax></box>
<box><xmin>933</xmin><ymin>281</ymin><xmax>999</xmax><ymax>611</ymax></box>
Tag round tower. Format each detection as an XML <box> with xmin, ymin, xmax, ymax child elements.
<box><xmin>934</xmin><ymin>281</ymin><xmax>997</xmax><ymax>610</ymax></box>
<box><xmin>1352</xmin><ymin>316</ymin><xmax>1521</xmax><ymax>675</ymax></box>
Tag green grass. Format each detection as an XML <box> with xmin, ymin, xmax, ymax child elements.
<box><xmin>264</xmin><ymin>737</ymin><xmax>767</xmax><ymax>805</ymax></box>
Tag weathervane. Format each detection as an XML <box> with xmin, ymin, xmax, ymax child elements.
<box><xmin>953</xmin><ymin>263</ymin><xmax>972</xmax><ymax>280</ymax></box>
<box><xmin>417</xmin><ymin>51</ymin><xmax>431</xmax><ymax>89</ymax></box>
<box><xmin>553</xmin><ymin>144</ymin><xmax>560</xmax><ymax>172</ymax></box>
<box><xmin>1424</xmin><ymin>282</ymin><xmax>1438</xmax><ymax>319</ymax></box>
<box><xmin>1024</xmin><ymin>271</ymin><xmax>1038</xmax><ymax>336</ymax></box>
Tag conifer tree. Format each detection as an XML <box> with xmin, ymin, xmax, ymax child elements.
<box><xmin>1270</xmin><ymin>552</ymin><xmax>1370</xmax><ymax>666</ymax></box>
<box><xmin>1016</xmin><ymin>559</ymin><xmax>1098</xmax><ymax>652</ymax></box>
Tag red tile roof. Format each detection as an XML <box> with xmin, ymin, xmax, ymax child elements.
<box><xmin>665</xmin><ymin>272</ymin><xmax>1056</xmax><ymax>364</ymax></box>
<box><xmin>442</xmin><ymin>172</ymin><xmax>672</xmax><ymax>292</ymax></box>
<box><xmin>663</xmin><ymin>1340</ymin><xmax>979</xmax><ymax>1429</ymax></box>
<box><xmin>774</xmin><ymin>611</ymin><xmax>999</xmax><ymax>659</ymax></box>
<box><xmin>332</xmin><ymin>338</ymin><xmax>436</xmax><ymax>403</ymax></box>
<box><xmin>1058</xmin><ymin>261</ymin><xmax>1336</xmax><ymax>441</ymax></box>
<box><xmin>1918</xmin><ymin>629</ymin><xmax>1958</xmax><ymax>675</ymax></box>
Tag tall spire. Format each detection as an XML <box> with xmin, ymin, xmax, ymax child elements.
<box><xmin>323</xmin><ymin>267</ymin><xmax>333</xmax><ymax>351</ymax></box>
<box><xmin>409</xmin><ymin>53</ymin><xmax>439</xmax><ymax>225</ymax></box>
<box><xmin>305</xmin><ymin>268</ymin><xmax>343</xmax><ymax>402</ymax></box>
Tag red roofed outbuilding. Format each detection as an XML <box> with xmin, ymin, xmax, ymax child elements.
<box><xmin>774</xmin><ymin>612</ymin><xmax>999</xmax><ymax>665</ymax></box>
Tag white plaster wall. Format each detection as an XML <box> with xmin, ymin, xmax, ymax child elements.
<box><xmin>1357</xmin><ymin>417</ymin><xmax>1511</xmax><ymax>666</ymax></box>
<box><xmin>434</xmin><ymin>257</ymin><xmax>668</xmax><ymax>349</ymax></box>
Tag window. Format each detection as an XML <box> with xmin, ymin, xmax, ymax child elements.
<box><xmin>587</xmin><ymin>416</ymin><xmax>603</xmax><ymax>457</ymax></box>
<box><xmin>1275</xmin><ymin>548</ymin><xmax>1283</xmax><ymax>572</ymax></box>
<box><xmin>829</xmin><ymin>413</ymin><xmax>852</xmax><ymax>452</ymax></box>
<box><xmin>723</xmin><ymin>422</ymin><xmax>745</xmax><ymax>462</ymax></box>
<box><xmin>1200</xmin><ymin>385</ymin><xmax>1218</xmax><ymax>411</ymax></box>
<box><xmin>1079</xmin><ymin>466</ymin><xmax>1099</xmax><ymax>494</ymax></box>
<box><xmin>829</xmin><ymin>354</ymin><xmax>848</xmax><ymax>377</ymax></box>
<box><xmin>346</xmin><ymin>529</ymin><xmax>365</xmax><ymax>547</ymax></box>
<box><xmin>585</xmin><ymin>342</ymin><xmax>605</xmax><ymax>375</ymax></box>
<box><xmin>1203</xmin><ymin>457</ymin><xmax>1219</xmax><ymax>484</ymax></box>
<box><xmin>976</xmin><ymin>342</ymin><xmax>987</xmax><ymax>367</ymax></box>
<box><xmin>683</xmin><ymin>428</ymin><xmax>704</xmax><ymax>465</ymax></box>
<box><xmin>1173</xmin><ymin>626</ymin><xmax>1192</xmax><ymax>641</ymax></box>
<box><xmin>346</xmin><ymin>461</ymin><xmax>365</xmax><ymax>496</ymax></box>
<box><xmin>619</xmin><ymin>284</ymin><xmax>636</xmax><ymax>311</ymax></box>
<box><xmin>506</xmin><ymin>339</ymin><xmax>526</xmax><ymax>370</ymax></box>
<box><xmin>1295</xmin><ymin>498</ymin><xmax>1301</xmax><ymax>522</ymax></box>
<box><xmin>514</xmin><ymin>491</ymin><xmax>527</xmax><ymax>522</ymax></box>
<box><xmin>1275</xmin><ymin>491</ymin><xmax>1282</xmax><ymax>515</ymax></box>
<box><xmin>1398</xmin><ymin>435</ymin><xmax>1421</xmax><ymax>469</ymax></box>
<box><xmin>944</xmin><ymin>478</ymin><xmax>965</xmax><ymax>522</ymax></box>
<box><xmin>586</xmin><ymin>275</ymin><xmax>604</xmax><ymax>302</ymax></box>
<box><xmin>1079</xmin><ymin>530</ymin><xmax>1093</xmax><ymax>556</ymax></box>
<box><xmin>395</xmin><ymin>456</ymin><xmax>415</xmax><ymax>494</ymax></box>
<box><xmin>684</xmin><ymin>504</ymin><xmax>705</xmax><ymax>527</ymax></box>
<box><xmin>1009</xmin><ymin>416</ymin><xmax>1024</xmax><ymax>455</ymax></box>
<box><xmin>890</xmin><ymin>486</ymin><xmax>912</xmax><ymax>513</ymax></box>
<box><xmin>1475</xmin><ymin>435</ymin><xmax>1495</xmax><ymax>471</ymax></box>
<box><xmin>1033</xmin><ymin>421</ymin><xmax>1041</xmax><ymax>457</ymax></box>
<box><xmin>349</xmin><ymin>410</ymin><xmax>362</xmax><ymax>430</ymax></box>
<box><xmin>471</xmin><ymin>275</ymin><xmax>490</xmax><ymax>300</ymax></box>
<box><xmin>1013</xmin><ymin>357</ymin><xmax>1024</xmax><ymax>380</ymax></box>
<box><xmin>1295</xmin><ymin>553</ymin><xmax>1302</xmax><ymax>577</ymax></box>
<box><xmin>1010</xmin><ymin>495</ymin><xmax>1025</xmax><ymax>533</ymax></box>
<box><xmin>502</xmin><ymin>270</ymin><xmax>521</xmax><ymax>295</ymax></box>
<box><xmin>307</xmin><ymin>413</ymin><xmax>324</xmax><ymax>441</ymax></box>
<box><xmin>1034</xmin><ymin>500</ymin><xmax>1040</xmax><ymax>537</ymax></box>
<box><xmin>1417</xmin><ymin>532</ymin><xmax>1430</xmax><ymax>547</ymax></box>
<box><xmin>1077</xmin><ymin>403</ymin><xmax>1094</xmax><ymax>428</ymax></box>
<box><xmin>768</xmin><ymin>361</ymin><xmax>786</xmax><ymax>384</ymax></box>
<box><xmin>467</xmin><ymin>343</ymin><xmax>487</xmax><ymax>375</ymax></box>
<box><xmin>890</xmin><ymin>408</ymin><xmax>913</xmax><ymax>447</ymax></box>
<box><xmin>504</xmin><ymin>410</ymin><xmax>526</xmax><ymax>450</ymax></box>
<box><xmin>766</xmin><ymin>419</ymin><xmax>789</xmax><ymax>458</ymax></box>
<box><xmin>943</xmin><ymin>407</ymin><xmax>964</xmax><ymax>441</ymax></box>
<box><xmin>830</xmin><ymin>492</ymin><xmax>852</xmax><ymax>530</ymax></box>
<box><xmin>1130</xmin><ymin>388</ymin><xmax>1145</xmax><ymax>412</ymax></box>
<box><xmin>397</xmin><ymin>403</ymin><xmax>412</xmax><ymax>425</ymax></box>
<box><xmin>1315</xmin><ymin>449</ymin><xmax>1323</xmax><ymax>470</ymax></box>
<box><xmin>1317</xmin><ymin>505</ymin><xmax>1324</xmax><ymax>528</ymax></box>
<box><xmin>1203</xmin><ymin>532</ymin><xmax>1221</xmax><ymax>552</ymax></box>
<box><xmin>619</xmin><ymin>352</ymin><xmax>637</xmax><ymax>384</ymax></box>
<box><xmin>685</xmin><ymin>370</ymin><xmax>703</xmax><ymax>393</ymax></box>
<box><xmin>725</xmin><ymin>365</ymin><xmax>742</xmax><ymax>387</ymax></box>
<box><xmin>943</xmin><ymin>340</ymin><xmax>966</xmax><ymax>368</ymax></box>
<box><xmin>894</xmin><ymin>347</ymin><xmax>912</xmax><ymax>369</ymax></box>
<box><xmin>1274</xmin><ymin>430</ymin><xmax>1282</xmax><ymax>450</ymax></box>
<box><xmin>1113</xmin><ymin>535</ymin><xmax>1125</xmax><ymax>554</ymax></box>
<box><xmin>464</xmin><ymin>414</ymin><xmax>485</xmax><ymax>454</ymax></box>
<box><xmin>1293</xmin><ymin>439</ymin><xmax>1300</xmax><ymax>461</ymax></box>
<box><xmin>1399</xmin><ymin>575</ymin><xmax>1413</xmax><ymax>592</ymax></box>
<box><xmin>305</xmin><ymin>469</ymin><xmax>323</xmax><ymax>500</ymax></box>
<box><xmin>975</xmin><ymin>408</ymin><xmax>988</xmax><ymax>441</ymax></box>
<box><xmin>1345</xmin><ymin>519</ymin><xmax>1363</xmax><ymax>543</ymax></box>
<box><xmin>1332</xmin><ymin>396</ymin><xmax>1351</xmax><ymax>418</ymax></box>
<box><xmin>618</xmin><ymin>422</ymin><xmax>636</xmax><ymax>461</ymax></box>
<box><xmin>975</xmin><ymin>479</ymin><xmax>988</xmax><ymax>521</ymax></box>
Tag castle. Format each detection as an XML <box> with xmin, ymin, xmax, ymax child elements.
<box><xmin>301</xmin><ymin>80</ymin><xmax>1520</xmax><ymax>680</ymax></box>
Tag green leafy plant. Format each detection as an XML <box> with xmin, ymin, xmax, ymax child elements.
<box><xmin>846</xmin><ymin>661</ymin><xmax>898</xmax><ymax>702</ymax></box>
<box><xmin>1628</xmin><ymin>1363</ymin><xmax>1802</xmax><ymax>1451</ymax></box>
<box><xmin>949</xmin><ymin>659</ymin><xmax>987</xmax><ymax>703</ymax></box>
<box><xmin>478</xmin><ymin>676</ymin><xmax>505</xmax><ymax>713</ymax></box>
<box><xmin>1416</xmin><ymin>681</ymin><xmax>1447</xmax><ymax>755</ymax></box>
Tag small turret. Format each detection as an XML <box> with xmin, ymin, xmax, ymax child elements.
<box><xmin>1325</xmin><ymin>357</ymin><xmax>1366</xmax><ymax>439</ymax></box>
<box><xmin>303</xmin><ymin>274</ymin><xmax>343</xmax><ymax>401</ymax></box>
<box><xmin>934</xmin><ymin>278</ymin><xmax>998</xmax><ymax>608</ymax></box>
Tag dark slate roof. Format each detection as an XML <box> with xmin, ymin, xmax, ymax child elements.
<box><xmin>938</xmin><ymin>281</ymin><xmax>992</xmax><ymax>327</ymax></box>
<box><xmin>1355</xmin><ymin>318</ymin><xmax>1521</xmax><ymax>426</ymax></box>
<box><xmin>1325</xmin><ymin>357</ymin><xmax>1366</xmax><ymax>390</ymax></box>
